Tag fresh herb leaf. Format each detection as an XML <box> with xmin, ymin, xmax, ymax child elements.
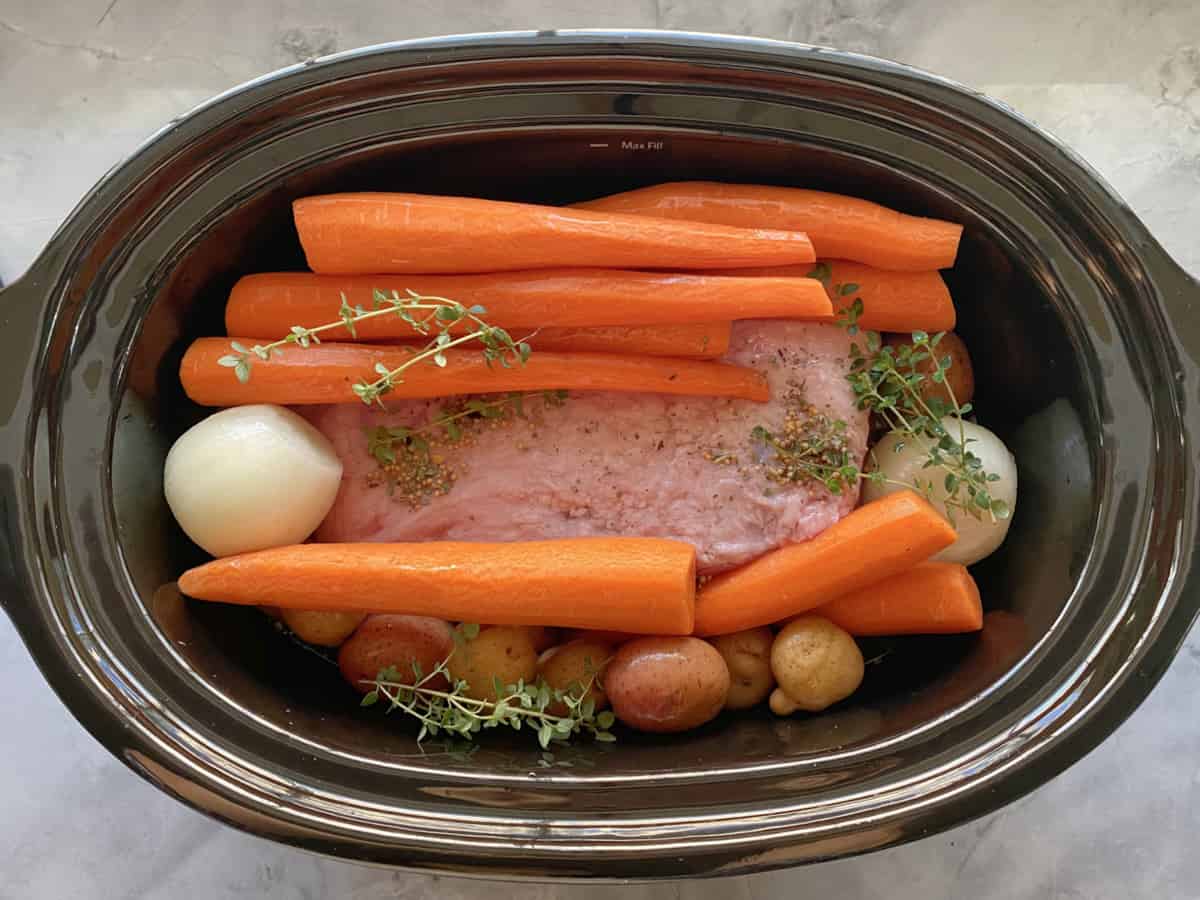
<box><xmin>807</xmin><ymin>262</ymin><xmax>832</xmax><ymax>285</ymax></box>
<box><xmin>743</xmin><ymin>387</ymin><xmax>858</xmax><ymax>495</ymax></box>
<box><xmin>360</xmin><ymin>647</ymin><xmax>613</xmax><ymax>747</ymax></box>
<box><xmin>843</xmin><ymin>322</ymin><xmax>1005</xmax><ymax>524</ymax></box>
<box><xmin>364</xmin><ymin>391</ymin><xmax>567</xmax><ymax>507</ymax></box>
<box><xmin>731</xmin><ymin>298</ymin><xmax>1004</xmax><ymax>526</ymax></box>
<box><xmin>215</xmin><ymin>289</ymin><xmax>530</xmax><ymax>406</ymax></box>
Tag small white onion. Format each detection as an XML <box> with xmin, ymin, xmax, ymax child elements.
<box><xmin>164</xmin><ymin>404</ymin><xmax>342</xmax><ymax>557</ymax></box>
<box><xmin>862</xmin><ymin>418</ymin><xmax>1017</xmax><ymax>566</ymax></box>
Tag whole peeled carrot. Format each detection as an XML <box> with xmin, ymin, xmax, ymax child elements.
<box><xmin>516</xmin><ymin>323</ymin><xmax>731</xmax><ymax>358</ymax></box>
<box><xmin>178</xmin><ymin>539</ymin><xmax>697</xmax><ymax>635</ymax></box>
<box><xmin>225</xmin><ymin>270</ymin><xmax>832</xmax><ymax>336</ymax></box>
<box><xmin>389</xmin><ymin>323</ymin><xmax>729</xmax><ymax>358</ymax></box>
<box><xmin>693</xmin><ymin>491</ymin><xmax>956</xmax><ymax>636</ymax></box>
<box><xmin>574</xmin><ymin>183</ymin><xmax>962</xmax><ymax>271</ymax></box>
<box><xmin>712</xmin><ymin>260</ymin><xmax>955</xmax><ymax>332</ymax></box>
<box><xmin>815</xmin><ymin>562</ymin><xmax>982</xmax><ymax>636</ymax></box>
<box><xmin>181</xmin><ymin>338</ymin><xmax>770</xmax><ymax>406</ymax></box>
<box><xmin>293</xmin><ymin>193</ymin><xmax>816</xmax><ymax>274</ymax></box>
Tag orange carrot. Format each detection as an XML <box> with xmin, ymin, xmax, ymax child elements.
<box><xmin>511</xmin><ymin>323</ymin><xmax>731</xmax><ymax>358</ymax></box>
<box><xmin>815</xmin><ymin>562</ymin><xmax>982</xmax><ymax>636</ymax></box>
<box><xmin>226</xmin><ymin>270</ymin><xmax>831</xmax><ymax>336</ymax></box>
<box><xmin>178</xmin><ymin>539</ymin><xmax>697</xmax><ymax>635</ymax></box>
<box><xmin>710</xmin><ymin>260</ymin><xmax>955</xmax><ymax>332</ymax></box>
<box><xmin>574</xmin><ymin>183</ymin><xmax>962</xmax><ymax>271</ymax></box>
<box><xmin>181</xmin><ymin>338</ymin><xmax>770</xmax><ymax>406</ymax></box>
<box><xmin>389</xmin><ymin>323</ymin><xmax>730</xmax><ymax>357</ymax></box>
<box><xmin>293</xmin><ymin>193</ymin><xmax>816</xmax><ymax>274</ymax></box>
<box><xmin>693</xmin><ymin>491</ymin><xmax>957</xmax><ymax>636</ymax></box>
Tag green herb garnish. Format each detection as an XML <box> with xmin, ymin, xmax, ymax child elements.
<box><xmin>360</xmin><ymin>625</ymin><xmax>616</xmax><ymax>748</ymax></box>
<box><xmin>844</xmin><ymin>312</ymin><xmax>1008</xmax><ymax>524</ymax></box>
<box><xmin>750</xmin><ymin>405</ymin><xmax>859</xmax><ymax>496</ymax></box>
<box><xmin>217</xmin><ymin>289</ymin><xmax>532</xmax><ymax>407</ymax></box>
<box><xmin>807</xmin><ymin>262</ymin><xmax>862</xmax><ymax>299</ymax></box>
<box><xmin>729</xmin><ymin>288</ymin><xmax>1007</xmax><ymax>526</ymax></box>
<box><xmin>365</xmin><ymin>389</ymin><xmax>568</xmax><ymax>506</ymax></box>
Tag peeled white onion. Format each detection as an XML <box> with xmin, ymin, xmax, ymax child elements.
<box><xmin>862</xmin><ymin>418</ymin><xmax>1017</xmax><ymax>566</ymax></box>
<box><xmin>164</xmin><ymin>404</ymin><xmax>342</xmax><ymax>557</ymax></box>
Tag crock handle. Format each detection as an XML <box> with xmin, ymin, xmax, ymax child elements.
<box><xmin>1147</xmin><ymin>246</ymin><xmax>1200</xmax><ymax>550</ymax></box>
<box><xmin>1149</xmin><ymin>247</ymin><xmax>1200</xmax><ymax>403</ymax></box>
<box><xmin>0</xmin><ymin>271</ymin><xmax>47</xmax><ymax>622</ymax></box>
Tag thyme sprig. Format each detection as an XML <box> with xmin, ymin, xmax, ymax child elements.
<box><xmin>807</xmin><ymin>261</ymin><xmax>860</xmax><ymax>303</ymax></box>
<box><xmin>734</xmin><ymin>268</ymin><xmax>1010</xmax><ymax>525</ymax></box>
<box><xmin>366</xmin><ymin>389</ymin><xmax>568</xmax><ymax>467</ymax></box>
<box><xmin>217</xmin><ymin>289</ymin><xmax>532</xmax><ymax>407</ymax></box>
<box><xmin>840</xmin><ymin>297</ymin><xmax>1008</xmax><ymax>523</ymax></box>
<box><xmin>750</xmin><ymin>413</ymin><xmax>864</xmax><ymax>496</ymax></box>
<box><xmin>360</xmin><ymin>625</ymin><xmax>616</xmax><ymax>748</ymax></box>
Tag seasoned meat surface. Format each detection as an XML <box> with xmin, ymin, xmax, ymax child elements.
<box><xmin>304</xmin><ymin>322</ymin><xmax>867</xmax><ymax>573</ymax></box>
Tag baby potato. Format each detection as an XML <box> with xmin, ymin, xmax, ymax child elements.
<box><xmin>281</xmin><ymin>609</ymin><xmax>365</xmax><ymax>648</ymax></box>
<box><xmin>338</xmin><ymin>615</ymin><xmax>455</xmax><ymax>693</ymax></box>
<box><xmin>884</xmin><ymin>331</ymin><xmax>975</xmax><ymax>406</ymax></box>
<box><xmin>447</xmin><ymin>625</ymin><xmax>538</xmax><ymax>702</ymax></box>
<box><xmin>485</xmin><ymin>625</ymin><xmax>560</xmax><ymax>653</ymax></box>
<box><xmin>528</xmin><ymin>627</ymin><xmax>561</xmax><ymax>653</ymax></box>
<box><xmin>563</xmin><ymin>629</ymin><xmax>637</xmax><ymax>646</ymax></box>
<box><xmin>863</xmin><ymin>416</ymin><xmax>1018</xmax><ymax>566</ymax></box>
<box><xmin>537</xmin><ymin>638</ymin><xmax>613</xmax><ymax>717</ymax></box>
<box><xmin>770</xmin><ymin>616</ymin><xmax>864</xmax><ymax>714</ymax></box>
<box><xmin>709</xmin><ymin>627</ymin><xmax>776</xmax><ymax>710</ymax></box>
<box><xmin>164</xmin><ymin>404</ymin><xmax>342</xmax><ymax>558</ymax></box>
<box><xmin>605</xmin><ymin>637</ymin><xmax>730</xmax><ymax>733</ymax></box>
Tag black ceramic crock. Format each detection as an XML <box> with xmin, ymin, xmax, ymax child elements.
<box><xmin>1</xmin><ymin>30</ymin><xmax>1198</xmax><ymax>880</ymax></box>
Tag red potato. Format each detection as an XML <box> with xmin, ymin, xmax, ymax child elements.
<box><xmin>338</xmin><ymin>615</ymin><xmax>455</xmax><ymax>693</ymax></box>
<box><xmin>537</xmin><ymin>638</ymin><xmax>614</xmax><ymax>717</ymax></box>
<box><xmin>604</xmin><ymin>637</ymin><xmax>730</xmax><ymax>733</ymax></box>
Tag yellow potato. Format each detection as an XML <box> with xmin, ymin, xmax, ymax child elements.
<box><xmin>709</xmin><ymin>627</ymin><xmax>775</xmax><ymax>710</ymax></box>
<box><xmin>537</xmin><ymin>639</ymin><xmax>613</xmax><ymax>717</ymax></box>
<box><xmin>448</xmin><ymin>625</ymin><xmax>538</xmax><ymax>702</ymax></box>
<box><xmin>281</xmin><ymin>609</ymin><xmax>365</xmax><ymax>647</ymax></box>
<box><xmin>484</xmin><ymin>624</ymin><xmax>560</xmax><ymax>653</ymax></box>
<box><xmin>884</xmin><ymin>330</ymin><xmax>975</xmax><ymax>406</ymax></box>
<box><xmin>769</xmin><ymin>616</ymin><xmax>864</xmax><ymax>714</ymax></box>
<box><xmin>604</xmin><ymin>637</ymin><xmax>730</xmax><ymax>733</ymax></box>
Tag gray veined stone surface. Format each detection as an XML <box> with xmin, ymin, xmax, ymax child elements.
<box><xmin>2</xmin><ymin>1</ymin><xmax>1199</xmax><ymax>897</ymax></box>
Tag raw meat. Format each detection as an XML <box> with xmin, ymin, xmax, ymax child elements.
<box><xmin>303</xmin><ymin>322</ymin><xmax>868</xmax><ymax>573</ymax></box>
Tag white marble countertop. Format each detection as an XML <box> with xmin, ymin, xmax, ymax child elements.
<box><xmin>3</xmin><ymin>2</ymin><xmax>1199</xmax><ymax>898</ymax></box>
